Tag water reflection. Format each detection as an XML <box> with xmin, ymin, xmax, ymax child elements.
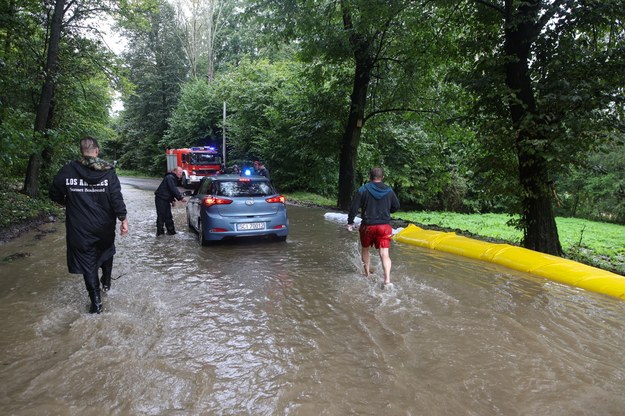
<box><xmin>1</xmin><ymin>183</ymin><xmax>625</xmax><ymax>415</ymax></box>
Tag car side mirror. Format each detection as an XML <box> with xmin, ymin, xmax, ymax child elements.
<box><xmin>182</xmin><ymin>190</ymin><xmax>193</xmax><ymax>196</ymax></box>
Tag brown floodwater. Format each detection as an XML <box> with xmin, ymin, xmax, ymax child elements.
<box><xmin>1</xmin><ymin>179</ymin><xmax>624</xmax><ymax>415</ymax></box>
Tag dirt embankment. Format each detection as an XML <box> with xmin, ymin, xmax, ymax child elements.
<box><xmin>0</xmin><ymin>214</ymin><xmax>58</xmax><ymax>245</ymax></box>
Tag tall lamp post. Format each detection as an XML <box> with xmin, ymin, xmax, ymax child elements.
<box><xmin>222</xmin><ymin>101</ymin><xmax>227</xmax><ymax>169</ymax></box>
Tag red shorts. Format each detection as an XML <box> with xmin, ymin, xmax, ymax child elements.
<box><xmin>359</xmin><ymin>224</ymin><xmax>393</xmax><ymax>249</ymax></box>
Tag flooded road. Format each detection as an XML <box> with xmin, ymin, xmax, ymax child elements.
<box><xmin>1</xmin><ymin>179</ymin><xmax>625</xmax><ymax>415</ymax></box>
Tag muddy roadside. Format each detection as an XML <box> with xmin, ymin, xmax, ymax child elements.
<box><xmin>0</xmin><ymin>214</ymin><xmax>59</xmax><ymax>245</ymax></box>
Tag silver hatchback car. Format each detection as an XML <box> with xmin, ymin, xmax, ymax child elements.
<box><xmin>186</xmin><ymin>174</ymin><xmax>288</xmax><ymax>245</ymax></box>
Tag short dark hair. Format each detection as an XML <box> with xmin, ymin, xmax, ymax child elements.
<box><xmin>370</xmin><ymin>167</ymin><xmax>384</xmax><ymax>180</ymax></box>
<box><xmin>80</xmin><ymin>137</ymin><xmax>99</xmax><ymax>154</ymax></box>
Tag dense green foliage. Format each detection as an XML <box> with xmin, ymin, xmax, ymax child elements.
<box><xmin>447</xmin><ymin>0</ymin><xmax>625</xmax><ymax>255</ymax></box>
<box><xmin>555</xmin><ymin>143</ymin><xmax>625</xmax><ymax>224</ymax></box>
<box><xmin>0</xmin><ymin>183</ymin><xmax>61</xmax><ymax>230</ymax></box>
<box><xmin>114</xmin><ymin>0</ymin><xmax>189</xmax><ymax>175</ymax></box>
<box><xmin>165</xmin><ymin>59</ymin><xmax>346</xmax><ymax>195</ymax></box>
<box><xmin>1</xmin><ymin>0</ymin><xmax>624</xmax><ymax>261</ymax></box>
<box><xmin>1</xmin><ymin>0</ymin><xmax>123</xmax><ymax>190</ymax></box>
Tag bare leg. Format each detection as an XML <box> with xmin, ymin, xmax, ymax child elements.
<box><xmin>361</xmin><ymin>246</ymin><xmax>371</xmax><ymax>277</ymax></box>
<box><xmin>379</xmin><ymin>247</ymin><xmax>392</xmax><ymax>285</ymax></box>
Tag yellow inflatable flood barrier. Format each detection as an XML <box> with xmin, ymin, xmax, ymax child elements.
<box><xmin>393</xmin><ymin>224</ymin><xmax>625</xmax><ymax>300</ymax></box>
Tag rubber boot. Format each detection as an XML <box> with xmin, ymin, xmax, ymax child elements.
<box><xmin>89</xmin><ymin>290</ymin><xmax>102</xmax><ymax>314</ymax></box>
<box><xmin>156</xmin><ymin>228</ymin><xmax>165</xmax><ymax>236</ymax></box>
<box><xmin>84</xmin><ymin>271</ymin><xmax>102</xmax><ymax>314</ymax></box>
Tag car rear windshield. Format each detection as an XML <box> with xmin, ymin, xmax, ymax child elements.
<box><xmin>217</xmin><ymin>180</ymin><xmax>275</xmax><ymax>197</ymax></box>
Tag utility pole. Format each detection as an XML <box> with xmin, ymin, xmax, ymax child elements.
<box><xmin>222</xmin><ymin>101</ymin><xmax>226</xmax><ymax>168</ymax></box>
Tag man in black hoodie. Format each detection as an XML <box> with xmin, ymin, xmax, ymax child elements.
<box><xmin>154</xmin><ymin>167</ymin><xmax>186</xmax><ymax>236</ymax></box>
<box><xmin>50</xmin><ymin>137</ymin><xmax>129</xmax><ymax>313</ymax></box>
<box><xmin>347</xmin><ymin>167</ymin><xmax>400</xmax><ymax>288</ymax></box>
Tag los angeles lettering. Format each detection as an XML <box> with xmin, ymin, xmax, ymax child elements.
<box><xmin>65</xmin><ymin>178</ymin><xmax>109</xmax><ymax>186</ymax></box>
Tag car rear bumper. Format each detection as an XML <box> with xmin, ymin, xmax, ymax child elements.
<box><xmin>202</xmin><ymin>227</ymin><xmax>288</xmax><ymax>241</ymax></box>
<box><xmin>202</xmin><ymin>212</ymin><xmax>288</xmax><ymax>241</ymax></box>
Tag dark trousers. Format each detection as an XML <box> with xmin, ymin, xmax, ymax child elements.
<box><xmin>100</xmin><ymin>256</ymin><xmax>113</xmax><ymax>288</ymax></box>
<box><xmin>82</xmin><ymin>256</ymin><xmax>114</xmax><ymax>294</ymax></box>
<box><xmin>155</xmin><ymin>197</ymin><xmax>175</xmax><ymax>233</ymax></box>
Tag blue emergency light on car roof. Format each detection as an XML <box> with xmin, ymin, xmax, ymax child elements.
<box><xmin>191</xmin><ymin>146</ymin><xmax>217</xmax><ymax>152</ymax></box>
<box><xmin>243</xmin><ymin>167</ymin><xmax>253</xmax><ymax>176</ymax></box>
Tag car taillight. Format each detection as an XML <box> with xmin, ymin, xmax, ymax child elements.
<box><xmin>266</xmin><ymin>195</ymin><xmax>286</xmax><ymax>204</ymax></box>
<box><xmin>202</xmin><ymin>196</ymin><xmax>233</xmax><ymax>207</ymax></box>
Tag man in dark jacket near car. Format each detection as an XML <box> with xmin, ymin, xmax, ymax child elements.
<box><xmin>253</xmin><ymin>160</ymin><xmax>270</xmax><ymax>179</ymax></box>
<box><xmin>154</xmin><ymin>167</ymin><xmax>186</xmax><ymax>236</ymax></box>
<box><xmin>347</xmin><ymin>167</ymin><xmax>400</xmax><ymax>288</ymax></box>
<box><xmin>50</xmin><ymin>137</ymin><xmax>129</xmax><ymax>314</ymax></box>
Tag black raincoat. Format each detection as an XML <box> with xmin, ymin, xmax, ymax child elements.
<box><xmin>50</xmin><ymin>159</ymin><xmax>127</xmax><ymax>274</ymax></box>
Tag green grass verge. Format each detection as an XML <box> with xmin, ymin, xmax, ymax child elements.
<box><xmin>115</xmin><ymin>169</ymin><xmax>155</xmax><ymax>178</ymax></box>
<box><xmin>394</xmin><ymin>211</ymin><xmax>625</xmax><ymax>276</ymax></box>
<box><xmin>285</xmin><ymin>192</ymin><xmax>336</xmax><ymax>208</ymax></box>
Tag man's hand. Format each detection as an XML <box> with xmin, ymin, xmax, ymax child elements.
<box><xmin>120</xmin><ymin>218</ymin><xmax>129</xmax><ymax>236</ymax></box>
<box><xmin>347</xmin><ymin>224</ymin><xmax>354</xmax><ymax>232</ymax></box>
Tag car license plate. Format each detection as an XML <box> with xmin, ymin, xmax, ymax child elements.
<box><xmin>237</xmin><ymin>222</ymin><xmax>265</xmax><ymax>231</ymax></box>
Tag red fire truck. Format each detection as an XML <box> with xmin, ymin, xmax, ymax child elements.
<box><xmin>166</xmin><ymin>146</ymin><xmax>223</xmax><ymax>188</ymax></box>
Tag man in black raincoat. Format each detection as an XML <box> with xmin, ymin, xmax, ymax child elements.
<box><xmin>50</xmin><ymin>137</ymin><xmax>129</xmax><ymax>314</ymax></box>
<box><xmin>154</xmin><ymin>167</ymin><xmax>186</xmax><ymax>236</ymax></box>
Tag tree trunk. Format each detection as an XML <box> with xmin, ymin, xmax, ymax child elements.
<box><xmin>337</xmin><ymin>5</ymin><xmax>374</xmax><ymax>210</ymax></box>
<box><xmin>23</xmin><ymin>0</ymin><xmax>65</xmax><ymax>197</ymax></box>
<box><xmin>517</xmin><ymin>138</ymin><xmax>563</xmax><ymax>254</ymax></box>
<box><xmin>337</xmin><ymin>59</ymin><xmax>372</xmax><ymax>210</ymax></box>
<box><xmin>503</xmin><ymin>0</ymin><xmax>562</xmax><ymax>256</ymax></box>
